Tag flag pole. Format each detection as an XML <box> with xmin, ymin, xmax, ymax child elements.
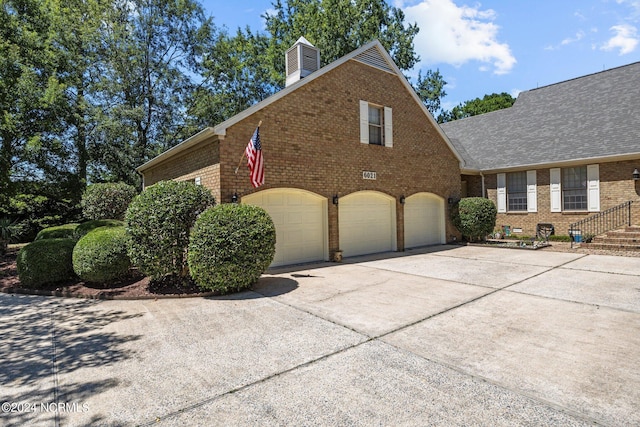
<box><xmin>235</xmin><ymin>120</ymin><xmax>262</xmax><ymax>174</ymax></box>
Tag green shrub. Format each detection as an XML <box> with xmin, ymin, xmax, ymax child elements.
<box><xmin>34</xmin><ymin>223</ymin><xmax>80</xmax><ymax>241</ymax></box>
<box><xmin>548</xmin><ymin>234</ymin><xmax>571</xmax><ymax>242</ymax></box>
<box><xmin>72</xmin><ymin>226</ymin><xmax>131</xmax><ymax>283</ymax></box>
<box><xmin>451</xmin><ymin>197</ymin><xmax>497</xmax><ymax>242</ymax></box>
<box><xmin>82</xmin><ymin>182</ymin><xmax>138</xmax><ymax>221</ymax></box>
<box><xmin>125</xmin><ymin>181</ymin><xmax>215</xmax><ymax>280</ymax></box>
<box><xmin>75</xmin><ymin>219</ymin><xmax>124</xmax><ymax>240</ymax></box>
<box><xmin>188</xmin><ymin>204</ymin><xmax>276</xmax><ymax>293</ymax></box>
<box><xmin>17</xmin><ymin>238</ymin><xmax>76</xmax><ymax>287</ymax></box>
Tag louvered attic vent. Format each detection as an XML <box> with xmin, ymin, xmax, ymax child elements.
<box><xmin>353</xmin><ymin>47</ymin><xmax>394</xmax><ymax>73</ymax></box>
<box><xmin>285</xmin><ymin>37</ymin><xmax>320</xmax><ymax>87</ymax></box>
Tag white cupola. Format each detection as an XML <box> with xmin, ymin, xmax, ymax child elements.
<box><xmin>285</xmin><ymin>36</ymin><xmax>320</xmax><ymax>87</ymax></box>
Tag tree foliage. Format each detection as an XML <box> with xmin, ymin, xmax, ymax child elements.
<box><xmin>438</xmin><ymin>92</ymin><xmax>516</xmax><ymax>123</ymax></box>
<box><xmin>3</xmin><ymin>0</ymin><xmax>449</xmax><ymax>230</ymax></box>
<box><xmin>196</xmin><ymin>0</ymin><xmax>432</xmax><ymax>122</ymax></box>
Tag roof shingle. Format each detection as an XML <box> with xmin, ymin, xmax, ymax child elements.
<box><xmin>440</xmin><ymin>62</ymin><xmax>640</xmax><ymax>171</ymax></box>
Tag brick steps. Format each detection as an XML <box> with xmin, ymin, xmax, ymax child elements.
<box><xmin>580</xmin><ymin>226</ymin><xmax>640</xmax><ymax>251</ymax></box>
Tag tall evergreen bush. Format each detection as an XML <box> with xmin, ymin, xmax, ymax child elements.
<box><xmin>451</xmin><ymin>197</ymin><xmax>497</xmax><ymax>242</ymax></box>
<box><xmin>125</xmin><ymin>181</ymin><xmax>214</xmax><ymax>280</ymax></box>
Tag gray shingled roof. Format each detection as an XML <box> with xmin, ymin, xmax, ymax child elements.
<box><xmin>440</xmin><ymin>62</ymin><xmax>640</xmax><ymax>171</ymax></box>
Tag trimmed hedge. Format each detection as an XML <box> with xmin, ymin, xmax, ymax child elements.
<box><xmin>451</xmin><ymin>197</ymin><xmax>497</xmax><ymax>242</ymax></box>
<box><xmin>72</xmin><ymin>226</ymin><xmax>131</xmax><ymax>283</ymax></box>
<box><xmin>75</xmin><ymin>219</ymin><xmax>124</xmax><ymax>240</ymax></box>
<box><xmin>34</xmin><ymin>223</ymin><xmax>80</xmax><ymax>241</ymax></box>
<box><xmin>548</xmin><ymin>234</ymin><xmax>572</xmax><ymax>242</ymax></box>
<box><xmin>125</xmin><ymin>181</ymin><xmax>215</xmax><ymax>280</ymax></box>
<box><xmin>188</xmin><ymin>204</ymin><xmax>276</xmax><ymax>293</ymax></box>
<box><xmin>82</xmin><ymin>182</ymin><xmax>138</xmax><ymax>221</ymax></box>
<box><xmin>17</xmin><ymin>238</ymin><xmax>76</xmax><ymax>287</ymax></box>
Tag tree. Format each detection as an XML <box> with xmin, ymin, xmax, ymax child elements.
<box><xmin>438</xmin><ymin>92</ymin><xmax>516</xmax><ymax>123</ymax></box>
<box><xmin>45</xmin><ymin>0</ymin><xmax>111</xmax><ymax>190</ymax></box>
<box><xmin>413</xmin><ymin>69</ymin><xmax>447</xmax><ymax>116</ymax></box>
<box><xmin>197</xmin><ymin>0</ymin><xmax>423</xmax><ymax>123</ymax></box>
<box><xmin>0</xmin><ymin>0</ymin><xmax>61</xmax><ymax>205</ymax></box>
<box><xmin>190</xmin><ymin>28</ymin><xmax>274</xmax><ymax>128</ymax></box>
<box><xmin>89</xmin><ymin>0</ymin><xmax>216</xmax><ymax>185</ymax></box>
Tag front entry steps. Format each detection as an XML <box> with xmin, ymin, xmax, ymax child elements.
<box><xmin>581</xmin><ymin>226</ymin><xmax>640</xmax><ymax>251</ymax></box>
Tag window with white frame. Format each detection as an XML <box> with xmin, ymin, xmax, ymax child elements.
<box><xmin>507</xmin><ymin>171</ymin><xmax>527</xmax><ymax>211</ymax></box>
<box><xmin>562</xmin><ymin>166</ymin><xmax>587</xmax><ymax>211</ymax></box>
<box><xmin>550</xmin><ymin>165</ymin><xmax>599</xmax><ymax>212</ymax></box>
<box><xmin>368</xmin><ymin>105</ymin><xmax>383</xmax><ymax>145</ymax></box>
<box><xmin>359</xmin><ymin>100</ymin><xmax>393</xmax><ymax>147</ymax></box>
<box><xmin>497</xmin><ymin>170</ymin><xmax>537</xmax><ymax>213</ymax></box>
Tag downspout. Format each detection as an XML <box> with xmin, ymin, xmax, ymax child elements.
<box><xmin>481</xmin><ymin>172</ymin><xmax>486</xmax><ymax>198</ymax></box>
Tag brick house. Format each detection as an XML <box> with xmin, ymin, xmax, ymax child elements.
<box><xmin>441</xmin><ymin>62</ymin><xmax>640</xmax><ymax>238</ymax></box>
<box><xmin>137</xmin><ymin>39</ymin><xmax>465</xmax><ymax>266</ymax></box>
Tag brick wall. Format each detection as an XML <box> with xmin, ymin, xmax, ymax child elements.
<box><xmin>142</xmin><ymin>140</ymin><xmax>222</xmax><ymax>203</ymax></box>
<box><xmin>217</xmin><ymin>59</ymin><xmax>462</xmax><ymax>252</ymax></box>
<box><xmin>481</xmin><ymin>160</ymin><xmax>640</xmax><ymax>236</ymax></box>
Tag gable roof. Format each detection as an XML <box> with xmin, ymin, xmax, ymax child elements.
<box><xmin>138</xmin><ymin>40</ymin><xmax>463</xmax><ymax>172</ymax></box>
<box><xmin>441</xmin><ymin>61</ymin><xmax>640</xmax><ymax>172</ymax></box>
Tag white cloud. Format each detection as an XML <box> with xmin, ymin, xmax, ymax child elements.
<box><xmin>403</xmin><ymin>0</ymin><xmax>516</xmax><ymax>75</ymax></box>
<box><xmin>600</xmin><ymin>24</ymin><xmax>639</xmax><ymax>54</ymax></box>
<box><xmin>545</xmin><ymin>30</ymin><xmax>587</xmax><ymax>51</ymax></box>
<box><xmin>561</xmin><ymin>30</ymin><xmax>585</xmax><ymax>45</ymax></box>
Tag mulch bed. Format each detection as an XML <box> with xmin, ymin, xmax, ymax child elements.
<box><xmin>0</xmin><ymin>246</ymin><xmax>214</xmax><ymax>300</ymax></box>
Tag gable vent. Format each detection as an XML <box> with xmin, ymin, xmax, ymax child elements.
<box><xmin>286</xmin><ymin>37</ymin><xmax>320</xmax><ymax>87</ymax></box>
<box><xmin>353</xmin><ymin>47</ymin><xmax>394</xmax><ymax>74</ymax></box>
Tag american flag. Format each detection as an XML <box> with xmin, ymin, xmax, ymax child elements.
<box><xmin>245</xmin><ymin>126</ymin><xmax>264</xmax><ymax>188</ymax></box>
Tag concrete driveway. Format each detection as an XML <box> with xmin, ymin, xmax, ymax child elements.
<box><xmin>1</xmin><ymin>245</ymin><xmax>639</xmax><ymax>426</ymax></box>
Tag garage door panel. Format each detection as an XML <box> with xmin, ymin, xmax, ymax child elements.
<box><xmin>266</xmin><ymin>193</ymin><xmax>285</xmax><ymax>206</ymax></box>
<box><xmin>339</xmin><ymin>192</ymin><xmax>395</xmax><ymax>257</ymax></box>
<box><xmin>405</xmin><ymin>193</ymin><xmax>444</xmax><ymax>248</ymax></box>
<box><xmin>244</xmin><ymin>189</ymin><xmax>326</xmax><ymax>267</ymax></box>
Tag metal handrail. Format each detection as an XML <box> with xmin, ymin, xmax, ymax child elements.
<box><xmin>569</xmin><ymin>201</ymin><xmax>633</xmax><ymax>248</ymax></box>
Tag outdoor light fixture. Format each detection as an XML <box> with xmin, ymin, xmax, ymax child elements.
<box><xmin>448</xmin><ymin>197</ymin><xmax>454</xmax><ymax>205</ymax></box>
<box><xmin>399</xmin><ymin>195</ymin><xmax>405</xmax><ymax>204</ymax></box>
<box><xmin>633</xmin><ymin>168</ymin><xmax>640</xmax><ymax>181</ymax></box>
<box><xmin>231</xmin><ymin>192</ymin><xmax>239</xmax><ymax>203</ymax></box>
<box><xmin>332</xmin><ymin>195</ymin><xmax>339</xmax><ymax>205</ymax></box>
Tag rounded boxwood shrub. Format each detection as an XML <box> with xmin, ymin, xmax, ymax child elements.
<box><xmin>17</xmin><ymin>238</ymin><xmax>76</xmax><ymax>288</ymax></box>
<box><xmin>34</xmin><ymin>223</ymin><xmax>80</xmax><ymax>241</ymax></box>
<box><xmin>451</xmin><ymin>197</ymin><xmax>497</xmax><ymax>242</ymax></box>
<box><xmin>125</xmin><ymin>181</ymin><xmax>215</xmax><ymax>280</ymax></box>
<box><xmin>75</xmin><ymin>219</ymin><xmax>124</xmax><ymax>240</ymax></box>
<box><xmin>82</xmin><ymin>182</ymin><xmax>138</xmax><ymax>221</ymax></box>
<box><xmin>188</xmin><ymin>204</ymin><xmax>276</xmax><ymax>293</ymax></box>
<box><xmin>72</xmin><ymin>226</ymin><xmax>131</xmax><ymax>283</ymax></box>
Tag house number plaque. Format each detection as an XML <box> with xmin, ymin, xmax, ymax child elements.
<box><xmin>362</xmin><ymin>171</ymin><xmax>377</xmax><ymax>180</ymax></box>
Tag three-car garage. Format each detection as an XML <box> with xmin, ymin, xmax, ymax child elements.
<box><xmin>245</xmin><ymin>189</ymin><xmax>446</xmax><ymax>267</ymax></box>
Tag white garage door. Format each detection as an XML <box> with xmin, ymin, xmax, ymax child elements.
<box><xmin>243</xmin><ymin>189</ymin><xmax>327</xmax><ymax>267</ymax></box>
<box><xmin>404</xmin><ymin>193</ymin><xmax>445</xmax><ymax>248</ymax></box>
<box><xmin>339</xmin><ymin>191</ymin><xmax>396</xmax><ymax>257</ymax></box>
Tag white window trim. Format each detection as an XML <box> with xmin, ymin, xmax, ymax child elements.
<box><xmin>498</xmin><ymin>171</ymin><xmax>536</xmax><ymax>213</ymax></box>
<box><xmin>497</xmin><ymin>173</ymin><xmax>506</xmax><ymax>213</ymax></box>
<box><xmin>527</xmin><ymin>170</ymin><xmax>537</xmax><ymax>213</ymax></box>
<box><xmin>587</xmin><ymin>164</ymin><xmax>600</xmax><ymax>212</ymax></box>
<box><xmin>550</xmin><ymin>168</ymin><xmax>561</xmax><ymax>212</ymax></box>
<box><xmin>359</xmin><ymin>100</ymin><xmax>392</xmax><ymax>147</ymax></box>
<box><xmin>550</xmin><ymin>165</ymin><xmax>600</xmax><ymax>213</ymax></box>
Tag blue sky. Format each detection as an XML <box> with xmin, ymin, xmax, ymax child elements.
<box><xmin>202</xmin><ymin>0</ymin><xmax>640</xmax><ymax>111</ymax></box>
